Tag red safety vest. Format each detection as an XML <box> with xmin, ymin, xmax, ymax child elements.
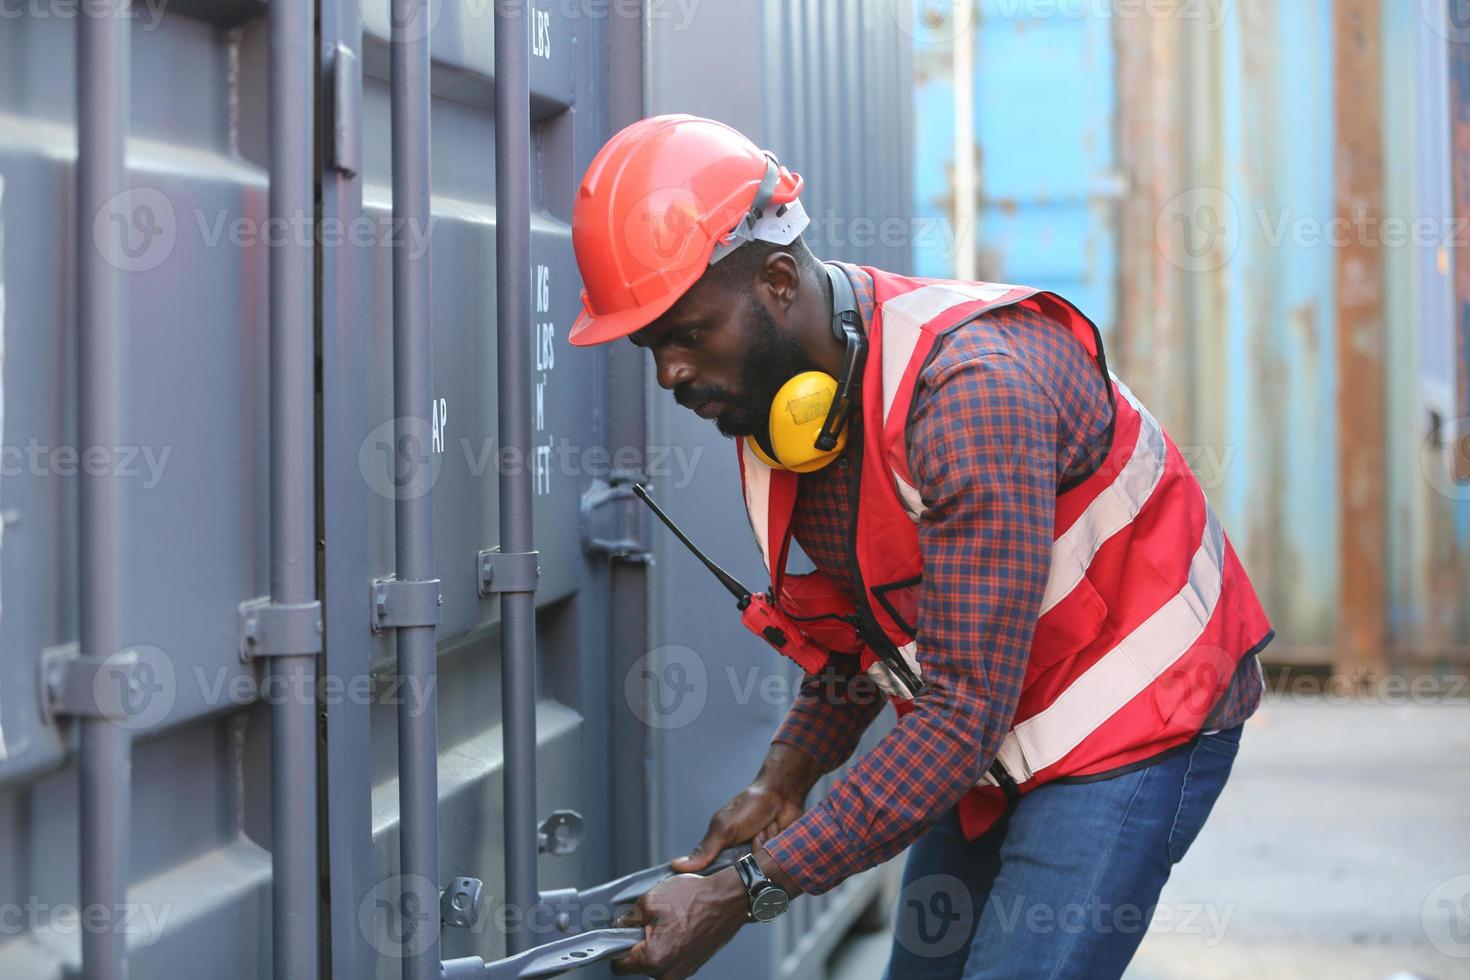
<box><xmin>736</xmin><ymin>266</ymin><xmax>1274</xmax><ymax>838</ymax></box>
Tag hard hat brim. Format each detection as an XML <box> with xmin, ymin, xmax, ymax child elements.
<box><xmin>567</xmin><ymin>263</ymin><xmax>699</xmax><ymax>347</ymax></box>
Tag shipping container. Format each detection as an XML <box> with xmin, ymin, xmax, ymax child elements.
<box><xmin>0</xmin><ymin>1</ymin><xmax>913</xmax><ymax>978</ymax></box>
<box><xmin>916</xmin><ymin>0</ymin><xmax>1470</xmax><ymax>672</ymax></box>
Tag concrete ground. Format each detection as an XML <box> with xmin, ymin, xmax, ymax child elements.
<box><xmin>829</xmin><ymin>697</ymin><xmax>1470</xmax><ymax>980</ymax></box>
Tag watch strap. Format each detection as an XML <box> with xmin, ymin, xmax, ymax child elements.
<box><xmin>736</xmin><ymin>852</ymin><xmax>790</xmax><ymax>922</ymax></box>
<box><xmin>736</xmin><ymin>853</ymin><xmax>765</xmax><ymax>893</ymax></box>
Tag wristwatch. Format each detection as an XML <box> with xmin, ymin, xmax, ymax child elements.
<box><xmin>735</xmin><ymin>853</ymin><xmax>791</xmax><ymax>922</ymax></box>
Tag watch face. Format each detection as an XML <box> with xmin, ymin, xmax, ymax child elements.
<box><xmin>750</xmin><ymin>886</ymin><xmax>790</xmax><ymax>922</ymax></box>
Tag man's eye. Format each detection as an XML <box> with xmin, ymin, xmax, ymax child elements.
<box><xmin>681</xmin><ymin>327</ymin><xmax>702</xmax><ymax>345</ymax></box>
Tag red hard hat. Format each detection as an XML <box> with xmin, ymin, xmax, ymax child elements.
<box><xmin>568</xmin><ymin>114</ymin><xmax>806</xmax><ymax>346</ymax></box>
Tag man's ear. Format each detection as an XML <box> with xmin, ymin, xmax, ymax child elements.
<box><xmin>758</xmin><ymin>250</ymin><xmax>802</xmax><ymax>313</ymax></box>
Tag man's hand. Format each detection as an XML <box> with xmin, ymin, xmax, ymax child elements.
<box><xmin>670</xmin><ymin>743</ymin><xmax>824</xmax><ymax>874</ymax></box>
<box><xmin>610</xmin><ymin>868</ymin><xmax>748</xmax><ymax>979</ymax></box>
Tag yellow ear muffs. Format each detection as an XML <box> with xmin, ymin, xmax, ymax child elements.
<box><xmin>763</xmin><ymin>370</ymin><xmax>848</xmax><ymax>473</ymax></box>
<box><xmin>745</xmin><ymin>435</ymin><xmax>784</xmax><ymax>469</ymax></box>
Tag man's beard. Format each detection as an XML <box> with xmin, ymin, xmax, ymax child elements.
<box><xmin>674</xmin><ymin>300</ymin><xmax>814</xmax><ymax>438</ymax></box>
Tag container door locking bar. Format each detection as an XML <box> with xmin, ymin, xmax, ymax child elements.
<box><xmin>537</xmin><ymin>845</ymin><xmax>744</xmax><ymax>936</ymax></box>
<box><xmin>439</xmin><ymin>810</ymin><xmax>586</xmax><ymax>933</ymax></box>
<box><xmin>441</xmin><ymin>928</ymin><xmax>644</xmax><ymax>979</ymax></box>
<box><xmin>438</xmin><ymin>847</ymin><xmax>742</xmax><ymax>977</ymax></box>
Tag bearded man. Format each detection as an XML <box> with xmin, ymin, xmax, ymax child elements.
<box><xmin>568</xmin><ymin>114</ymin><xmax>1273</xmax><ymax>980</ymax></box>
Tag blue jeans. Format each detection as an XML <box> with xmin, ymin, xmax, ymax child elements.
<box><xmin>882</xmin><ymin>725</ymin><xmax>1244</xmax><ymax>980</ymax></box>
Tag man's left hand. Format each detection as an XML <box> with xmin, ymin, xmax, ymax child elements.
<box><xmin>610</xmin><ymin>867</ymin><xmax>749</xmax><ymax>979</ymax></box>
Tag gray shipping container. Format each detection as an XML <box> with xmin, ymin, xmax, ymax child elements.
<box><xmin>0</xmin><ymin>1</ymin><xmax>913</xmax><ymax>978</ymax></box>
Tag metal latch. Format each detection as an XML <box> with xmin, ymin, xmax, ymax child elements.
<box><xmin>441</xmin><ymin>876</ymin><xmax>485</xmax><ymax>930</ymax></box>
<box><xmin>580</xmin><ymin>475</ymin><xmax>652</xmax><ymax>563</ymax></box>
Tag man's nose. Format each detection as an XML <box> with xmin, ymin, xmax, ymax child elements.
<box><xmin>652</xmin><ymin>351</ymin><xmax>696</xmax><ymax>391</ymax></box>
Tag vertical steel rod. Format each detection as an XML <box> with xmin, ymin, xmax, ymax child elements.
<box><xmin>268</xmin><ymin>0</ymin><xmax>319</xmax><ymax>976</ymax></box>
<box><xmin>494</xmin><ymin>0</ymin><xmax>540</xmax><ymax>956</ymax></box>
<box><xmin>390</xmin><ymin>1</ymin><xmax>441</xmax><ymax>978</ymax></box>
<box><xmin>76</xmin><ymin>5</ymin><xmax>130</xmax><ymax>979</ymax></box>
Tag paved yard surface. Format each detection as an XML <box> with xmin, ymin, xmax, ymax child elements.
<box><xmin>829</xmin><ymin>697</ymin><xmax>1470</xmax><ymax>980</ymax></box>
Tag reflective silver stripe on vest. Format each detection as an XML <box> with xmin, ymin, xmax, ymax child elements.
<box><xmin>740</xmin><ymin>438</ymin><xmax>774</xmax><ymax>570</ymax></box>
<box><xmin>878</xmin><ymin>282</ymin><xmax>1017</xmax><ymax>424</ymax></box>
<box><xmin>879</xmin><ymin>283</ymin><xmax>1019</xmax><ymax>521</ymax></box>
<box><xmin>1038</xmin><ymin>377</ymin><xmax>1168</xmax><ymax>617</ymax></box>
<box><xmin>893</xmin><ymin>472</ymin><xmax>926</xmax><ymax>521</ymax></box>
<box><xmin>990</xmin><ymin>497</ymin><xmax>1227</xmax><ymax>782</ymax></box>
<box><xmin>865</xmin><ymin>640</ymin><xmax>923</xmax><ymax>700</ymax></box>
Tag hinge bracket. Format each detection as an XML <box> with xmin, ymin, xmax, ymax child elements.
<box><xmin>370</xmin><ymin>578</ymin><xmax>442</xmax><ymax>632</ymax></box>
<box><xmin>478</xmin><ymin>548</ymin><xmax>540</xmax><ymax>596</ymax></box>
<box><xmin>41</xmin><ymin>644</ymin><xmax>163</xmax><ymax>725</ymax></box>
<box><xmin>238</xmin><ymin>598</ymin><xmax>323</xmax><ymax>661</ymax></box>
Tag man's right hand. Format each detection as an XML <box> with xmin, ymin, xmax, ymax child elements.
<box><xmin>670</xmin><ymin>742</ymin><xmax>825</xmax><ymax>873</ymax></box>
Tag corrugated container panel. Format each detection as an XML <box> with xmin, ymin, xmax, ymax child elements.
<box><xmin>1113</xmin><ymin>4</ymin><xmax>1191</xmax><ymax>431</ymax></box>
<box><xmin>1424</xmin><ymin>0</ymin><xmax>1470</xmax><ymax>652</ymax></box>
<box><xmin>319</xmin><ymin>2</ymin><xmax>629</xmax><ymax>975</ymax></box>
<box><xmin>0</xmin><ymin>9</ymin><xmax>281</xmax><ymax>976</ymax></box>
<box><xmin>908</xmin><ymin>1</ymin><xmax>1342</xmax><ymax>642</ymax></box>
<box><xmin>971</xmin><ymin>2</ymin><xmax>1119</xmax><ymax>341</ymax></box>
<box><xmin>911</xmin><ymin>8</ymin><xmax>958</xmax><ymax>279</ymax></box>
<box><xmin>1116</xmin><ymin>0</ymin><xmax>1468</xmax><ymax>662</ymax></box>
<box><xmin>908</xmin><ymin>5</ymin><xmax>1118</xmax><ymax>337</ymax></box>
<box><xmin>1448</xmin><ymin>1</ymin><xmax>1470</xmax><ymax>640</ymax></box>
<box><xmin>916</xmin><ymin>3</ymin><xmax>1470</xmax><ymax>663</ymax></box>
<box><xmin>1214</xmin><ymin>0</ymin><xmax>1340</xmax><ymax>648</ymax></box>
<box><xmin>645</xmin><ymin>2</ymin><xmax>913</xmax><ymax>979</ymax></box>
<box><xmin>1380</xmin><ymin>0</ymin><xmax>1470</xmax><ymax>661</ymax></box>
<box><xmin>0</xmin><ymin>1</ymin><xmax>640</xmax><ymax>976</ymax></box>
<box><xmin>1117</xmin><ymin>0</ymin><xmax>1343</xmax><ymax>654</ymax></box>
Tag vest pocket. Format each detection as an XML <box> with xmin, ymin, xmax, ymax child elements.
<box><xmin>778</xmin><ymin>571</ymin><xmax>865</xmax><ymax>655</ymax></box>
<box><xmin>1029</xmin><ymin>574</ymin><xmax>1108</xmax><ymax>673</ymax></box>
